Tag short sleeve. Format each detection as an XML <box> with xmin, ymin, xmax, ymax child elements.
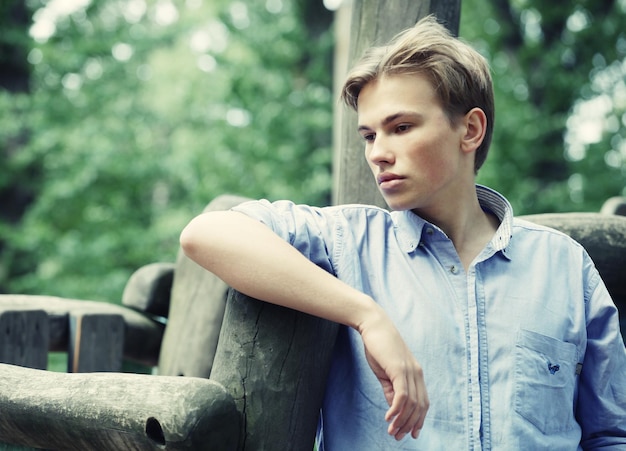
<box><xmin>232</xmin><ymin>199</ymin><xmax>337</xmax><ymax>275</ymax></box>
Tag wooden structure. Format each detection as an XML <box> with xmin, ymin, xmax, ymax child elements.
<box><xmin>0</xmin><ymin>364</ymin><xmax>239</xmax><ymax>450</ymax></box>
<box><xmin>1</xmin><ymin>1</ymin><xmax>625</xmax><ymax>450</ymax></box>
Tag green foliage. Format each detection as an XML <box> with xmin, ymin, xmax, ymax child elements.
<box><xmin>0</xmin><ymin>0</ymin><xmax>333</xmax><ymax>301</ymax></box>
<box><xmin>462</xmin><ymin>0</ymin><xmax>626</xmax><ymax>214</ymax></box>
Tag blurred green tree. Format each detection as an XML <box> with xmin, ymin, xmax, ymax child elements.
<box><xmin>462</xmin><ymin>0</ymin><xmax>626</xmax><ymax>213</ymax></box>
<box><xmin>0</xmin><ymin>0</ymin><xmax>333</xmax><ymax>301</ymax></box>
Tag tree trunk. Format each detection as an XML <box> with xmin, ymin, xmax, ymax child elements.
<box><xmin>0</xmin><ymin>0</ymin><xmax>30</xmax><ymax>93</ymax></box>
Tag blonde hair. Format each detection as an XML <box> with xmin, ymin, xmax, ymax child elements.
<box><xmin>341</xmin><ymin>16</ymin><xmax>494</xmax><ymax>172</ymax></box>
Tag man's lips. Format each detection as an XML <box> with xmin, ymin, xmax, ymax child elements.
<box><xmin>377</xmin><ymin>173</ymin><xmax>404</xmax><ymax>186</ymax></box>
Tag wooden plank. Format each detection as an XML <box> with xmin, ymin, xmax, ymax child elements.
<box><xmin>68</xmin><ymin>313</ymin><xmax>125</xmax><ymax>373</ymax></box>
<box><xmin>158</xmin><ymin>194</ymin><xmax>250</xmax><ymax>377</ymax></box>
<box><xmin>122</xmin><ymin>262</ymin><xmax>175</xmax><ymax>319</ymax></box>
<box><xmin>0</xmin><ymin>310</ymin><xmax>49</xmax><ymax>370</ymax></box>
<box><xmin>333</xmin><ymin>0</ymin><xmax>461</xmax><ymax>207</ymax></box>
<box><xmin>601</xmin><ymin>196</ymin><xmax>626</xmax><ymax>215</ymax></box>
<box><xmin>0</xmin><ymin>295</ymin><xmax>164</xmax><ymax>366</ymax></box>
<box><xmin>210</xmin><ymin>289</ymin><xmax>339</xmax><ymax>451</ymax></box>
<box><xmin>0</xmin><ymin>363</ymin><xmax>239</xmax><ymax>450</ymax></box>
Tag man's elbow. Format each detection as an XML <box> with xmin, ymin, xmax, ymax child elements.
<box><xmin>179</xmin><ymin>211</ymin><xmax>237</xmax><ymax>262</ymax></box>
<box><xmin>179</xmin><ymin>214</ymin><xmax>209</xmax><ymax>259</ymax></box>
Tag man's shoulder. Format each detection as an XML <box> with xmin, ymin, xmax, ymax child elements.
<box><xmin>234</xmin><ymin>200</ymin><xmax>393</xmax><ymax>232</ymax></box>
<box><xmin>512</xmin><ymin>216</ymin><xmax>586</xmax><ymax>252</ymax></box>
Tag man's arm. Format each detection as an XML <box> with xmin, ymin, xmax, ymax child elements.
<box><xmin>577</xmin><ymin>276</ymin><xmax>626</xmax><ymax>448</ymax></box>
<box><xmin>180</xmin><ymin>210</ymin><xmax>429</xmax><ymax>440</ymax></box>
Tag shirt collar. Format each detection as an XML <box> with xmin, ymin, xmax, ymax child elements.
<box><xmin>476</xmin><ymin>185</ymin><xmax>513</xmax><ymax>259</ymax></box>
<box><xmin>393</xmin><ymin>185</ymin><xmax>514</xmax><ymax>258</ymax></box>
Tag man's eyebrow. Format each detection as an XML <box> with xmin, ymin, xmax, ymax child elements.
<box><xmin>357</xmin><ymin>111</ymin><xmax>420</xmax><ymax>132</ymax></box>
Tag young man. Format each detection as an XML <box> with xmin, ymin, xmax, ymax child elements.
<box><xmin>180</xmin><ymin>16</ymin><xmax>626</xmax><ymax>449</ymax></box>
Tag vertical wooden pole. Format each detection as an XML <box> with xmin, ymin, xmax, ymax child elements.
<box><xmin>332</xmin><ymin>0</ymin><xmax>461</xmax><ymax>207</ymax></box>
<box><xmin>0</xmin><ymin>310</ymin><xmax>49</xmax><ymax>370</ymax></box>
<box><xmin>158</xmin><ymin>195</ymin><xmax>251</xmax><ymax>378</ymax></box>
<box><xmin>68</xmin><ymin>312</ymin><xmax>124</xmax><ymax>372</ymax></box>
<box><xmin>210</xmin><ymin>289</ymin><xmax>338</xmax><ymax>451</ymax></box>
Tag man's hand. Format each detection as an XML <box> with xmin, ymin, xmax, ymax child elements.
<box><xmin>357</xmin><ymin>310</ymin><xmax>429</xmax><ymax>441</ymax></box>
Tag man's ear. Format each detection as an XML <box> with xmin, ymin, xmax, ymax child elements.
<box><xmin>461</xmin><ymin>108</ymin><xmax>487</xmax><ymax>154</ymax></box>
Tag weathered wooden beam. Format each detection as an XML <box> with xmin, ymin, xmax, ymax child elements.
<box><xmin>333</xmin><ymin>0</ymin><xmax>462</xmax><ymax>207</ymax></box>
<box><xmin>122</xmin><ymin>262</ymin><xmax>175</xmax><ymax>319</ymax></box>
<box><xmin>68</xmin><ymin>312</ymin><xmax>125</xmax><ymax>372</ymax></box>
<box><xmin>158</xmin><ymin>194</ymin><xmax>250</xmax><ymax>377</ymax></box>
<box><xmin>210</xmin><ymin>289</ymin><xmax>339</xmax><ymax>451</ymax></box>
<box><xmin>601</xmin><ymin>196</ymin><xmax>626</xmax><ymax>215</ymax></box>
<box><xmin>0</xmin><ymin>295</ymin><xmax>164</xmax><ymax>366</ymax></box>
<box><xmin>0</xmin><ymin>363</ymin><xmax>239</xmax><ymax>450</ymax></box>
<box><xmin>0</xmin><ymin>310</ymin><xmax>49</xmax><ymax>370</ymax></box>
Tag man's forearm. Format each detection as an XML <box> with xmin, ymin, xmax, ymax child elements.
<box><xmin>179</xmin><ymin>210</ymin><xmax>381</xmax><ymax>331</ymax></box>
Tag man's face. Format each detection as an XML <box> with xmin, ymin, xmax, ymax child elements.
<box><xmin>357</xmin><ymin>73</ymin><xmax>469</xmax><ymax>213</ymax></box>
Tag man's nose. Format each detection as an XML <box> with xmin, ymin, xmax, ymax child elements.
<box><xmin>367</xmin><ymin>136</ymin><xmax>394</xmax><ymax>166</ymax></box>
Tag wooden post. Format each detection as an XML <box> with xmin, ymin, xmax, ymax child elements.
<box><xmin>210</xmin><ymin>289</ymin><xmax>339</xmax><ymax>451</ymax></box>
<box><xmin>158</xmin><ymin>194</ymin><xmax>251</xmax><ymax>378</ymax></box>
<box><xmin>0</xmin><ymin>295</ymin><xmax>164</xmax><ymax>367</ymax></box>
<box><xmin>122</xmin><ymin>262</ymin><xmax>175</xmax><ymax>319</ymax></box>
<box><xmin>68</xmin><ymin>312</ymin><xmax>125</xmax><ymax>372</ymax></box>
<box><xmin>332</xmin><ymin>0</ymin><xmax>462</xmax><ymax>207</ymax></box>
<box><xmin>0</xmin><ymin>310</ymin><xmax>49</xmax><ymax>370</ymax></box>
<box><xmin>601</xmin><ymin>196</ymin><xmax>626</xmax><ymax>216</ymax></box>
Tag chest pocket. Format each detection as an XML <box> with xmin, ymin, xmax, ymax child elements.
<box><xmin>514</xmin><ymin>329</ymin><xmax>579</xmax><ymax>434</ymax></box>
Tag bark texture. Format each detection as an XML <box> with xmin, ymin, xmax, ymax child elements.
<box><xmin>0</xmin><ymin>363</ymin><xmax>239</xmax><ymax>450</ymax></box>
<box><xmin>210</xmin><ymin>289</ymin><xmax>339</xmax><ymax>451</ymax></box>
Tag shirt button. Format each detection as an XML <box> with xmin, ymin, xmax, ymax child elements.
<box><xmin>449</xmin><ymin>265</ymin><xmax>458</xmax><ymax>274</ymax></box>
<box><xmin>426</xmin><ymin>228</ymin><xmax>434</xmax><ymax>235</ymax></box>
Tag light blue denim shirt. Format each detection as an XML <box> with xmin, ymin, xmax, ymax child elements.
<box><xmin>233</xmin><ymin>185</ymin><xmax>626</xmax><ymax>450</ymax></box>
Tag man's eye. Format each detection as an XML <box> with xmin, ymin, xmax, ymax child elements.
<box><xmin>362</xmin><ymin>133</ymin><xmax>375</xmax><ymax>143</ymax></box>
<box><xmin>396</xmin><ymin>124</ymin><xmax>411</xmax><ymax>133</ymax></box>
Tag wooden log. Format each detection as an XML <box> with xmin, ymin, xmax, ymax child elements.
<box><xmin>68</xmin><ymin>312</ymin><xmax>125</xmax><ymax>373</ymax></box>
<box><xmin>210</xmin><ymin>289</ymin><xmax>339</xmax><ymax>451</ymax></box>
<box><xmin>333</xmin><ymin>0</ymin><xmax>461</xmax><ymax>207</ymax></box>
<box><xmin>122</xmin><ymin>262</ymin><xmax>175</xmax><ymax>319</ymax></box>
<box><xmin>158</xmin><ymin>194</ymin><xmax>250</xmax><ymax>378</ymax></box>
<box><xmin>0</xmin><ymin>310</ymin><xmax>49</xmax><ymax>370</ymax></box>
<box><xmin>0</xmin><ymin>295</ymin><xmax>164</xmax><ymax>366</ymax></box>
<box><xmin>601</xmin><ymin>196</ymin><xmax>626</xmax><ymax>216</ymax></box>
<box><xmin>0</xmin><ymin>363</ymin><xmax>239</xmax><ymax>450</ymax></box>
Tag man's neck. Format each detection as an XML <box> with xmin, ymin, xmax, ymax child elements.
<box><xmin>415</xmin><ymin>189</ymin><xmax>500</xmax><ymax>271</ymax></box>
